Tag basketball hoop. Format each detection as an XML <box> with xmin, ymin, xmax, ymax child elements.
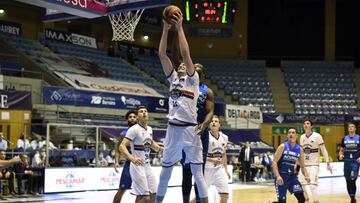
<box><xmin>108</xmin><ymin>9</ymin><xmax>144</xmax><ymax>41</ymax></box>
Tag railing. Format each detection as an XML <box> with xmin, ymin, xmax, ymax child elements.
<box><xmin>0</xmin><ymin>67</ymin><xmax>44</xmax><ymax>80</ymax></box>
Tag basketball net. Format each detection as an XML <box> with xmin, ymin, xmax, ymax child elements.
<box><xmin>108</xmin><ymin>9</ymin><xmax>144</xmax><ymax>41</ymax></box>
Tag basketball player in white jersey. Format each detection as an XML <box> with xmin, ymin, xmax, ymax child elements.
<box><xmin>155</xmin><ymin>13</ymin><xmax>208</xmax><ymax>203</ymax></box>
<box><xmin>119</xmin><ymin>106</ymin><xmax>162</xmax><ymax>203</ymax></box>
<box><xmin>204</xmin><ymin>115</ymin><xmax>230</xmax><ymax>203</ymax></box>
<box><xmin>298</xmin><ymin>119</ymin><xmax>332</xmax><ymax>203</ymax></box>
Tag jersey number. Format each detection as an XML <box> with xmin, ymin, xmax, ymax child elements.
<box><xmin>172</xmin><ymin>100</ymin><xmax>178</xmax><ymax>107</ymax></box>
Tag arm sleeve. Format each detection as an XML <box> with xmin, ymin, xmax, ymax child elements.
<box><xmin>188</xmin><ymin>71</ymin><xmax>199</xmax><ymax>86</ymax></box>
<box><xmin>167</xmin><ymin>70</ymin><xmax>177</xmax><ymax>83</ymax></box>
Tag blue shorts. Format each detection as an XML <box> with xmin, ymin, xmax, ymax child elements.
<box><xmin>119</xmin><ymin>160</ymin><xmax>132</xmax><ymax>190</ymax></box>
<box><xmin>344</xmin><ymin>160</ymin><xmax>360</xmax><ymax>181</ymax></box>
<box><xmin>275</xmin><ymin>174</ymin><xmax>303</xmax><ymax>202</ymax></box>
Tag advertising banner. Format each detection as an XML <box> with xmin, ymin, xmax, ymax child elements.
<box><xmin>225</xmin><ymin>104</ymin><xmax>263</xmax><ymax>129</ymax></box>
<box><xmin>0</xmin><ymin>20</ymin><xmax>22</xmax><ymax>35</ymax></box>
<box><xmin>263</xmin><ymin>113</ymin><xmax>345</xmax><ymax>125</ymax></box>
<box><xmin>0</xmin><ymin>90</ymin><xmax>32</xmax><ymax>110</ymax></box>
<box><xmin>45</xmin><ymin>166</ymin><xmax>233</xmax><ymax>193</ymax></box>
<box><xmin>43</xmin><ymin>86</ymin><xmax>168</xmax><ymax>113</ymax></box>
<box><xmin>44</xmin><ymin>29</ymin><xmax>97</xmax><ymax>48</ymax></box>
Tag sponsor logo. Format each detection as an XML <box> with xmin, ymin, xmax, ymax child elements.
<box><xmin>100</xmin><ymin>171</ymin><xmax>119</xmax><ymax>187</ymax></box>
<box><xmin>121</xmin><ymin>96</ymin><xmax>141</xmax><ymax>106</ymax></box>
<box><xmin>56</xmin><ymin>0</ymin><xmax>88</xmax><ymax>8</ymax></box>
<box><xmin>0</xmin><ymin>25</ymin><xmax>20</xmax><ymax>35</ymax></box>
<box><xmin>50</xmin><ymin>91</ymin><xmax>63</xmax><ymax>101</ymax></box>
<box><xmin>159</xmin><ymin>99</ymin><xmax>165</xmax><ymax>106</ymax></box>
<box><xmin>227</xmin><ymin>108</ymin><xmax>261</xmax><ymax>120</ymax></box>
<box><xmin>91</xmin><ymin>96</ymin><xmax>116</xmax><ymax>106</ymax></box>
<box><xmin>0</xmin><ymin>94</ymin><xmax>8</xmax><ymax>108</ymax></box>
<box><xmin>56</xmin><ymin>171</ymin><xmax>85</xmax><ymax>188</ymax></box>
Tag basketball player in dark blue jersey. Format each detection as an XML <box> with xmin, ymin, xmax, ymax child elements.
<box><xmin>113</xmin><ymin>110</ymin><xmax>137</xmax><ymax>203</ymax></box>
<box><xmin>272</xmin><ymin>128</ymin><xmax>310</xmax><ymax>203</ymax></box>
<box><xmin>181</xmin><ymin>65</ymin><xmax>215</xmax><ymax>203</ymax></box>
<box><xmin>339</xmin><ymin>122</ymin><xmax>360</xmax><ymax>203</ymax></box>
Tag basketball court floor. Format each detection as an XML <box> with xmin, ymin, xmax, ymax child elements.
<box><xmin>0</xmin><ymin>177</ymin><xmax>356</xmax><ymax>203</ymax></box>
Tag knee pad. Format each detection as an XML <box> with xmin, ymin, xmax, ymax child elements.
<box><xmin>190</xmin><ymin>164</ymin><xmax>208</xmax><ymax>198</ymax></box>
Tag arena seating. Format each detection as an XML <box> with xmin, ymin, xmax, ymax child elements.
<box><xmin>196</xmin><ymin>59</ymin><xmax>275</xmax><ymax>113</ymax></box>
<box><xmin>282</xmin><ymin>61</ymin><xmax>357</xmax><ymax>115</ymax></box>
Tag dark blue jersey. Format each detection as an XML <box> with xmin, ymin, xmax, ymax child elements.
<box><xmin>121</xmin><ymin>128</ymin><xmax>131</xmax><ymax>153</ymax></box>
<box><xmin>278</xmin><ymin>141</ymin><xmax>301</xmax><ymax>175</ymax></box>
<box><xmin>342</xmin><ymin>134</ymin><xmax>360</xmax><ymax>161</ymax></box>
<box><xmin>197</xmin><ymin>83</ymin><xmax>208</xmax><ymax>124</ymax></box>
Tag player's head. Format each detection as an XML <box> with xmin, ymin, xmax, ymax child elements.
<box><xmin>303</xmin><ymin>119</ymin><xmax>313</xmax><ymax>132</ymax></box>
<box><xmin>125</xmin><ymin>110</ymin><xmax>137</xmax><ymax>127</ymax></box>
<box><xmin>347</xmin><ymin>122</ymin><xmax>357</xmax><ymax>134</ymax></box>
<box><xmin>210</xmin><ymin>115</ymin><xmax>220</xmax><ymax>131</ymax></box>
<box><xmin>136</xmin><ymin>106</ymin><xmax>148</xmax><ymax>123</ymax></box>
<box><xmin>177</xmin><ymin>62</ymin><xmax>186</xmax><ymax>76</ymax></box>
<box><xmin>195</xmin><ymin>63</ymin><xmax>205</xmax><ymax>82</ymax></box>
<box><xmin>287</xmin><ymin>127</ymin><xmax>298</xmax><ymax>143</ymax></box>
<box><xmin>0</xmin><ymin>150</ymin><xmax>5</xmax><ymax>160</ymax></box>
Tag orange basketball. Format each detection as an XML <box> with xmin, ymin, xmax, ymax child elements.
<box><xmin>162</xmin><ymin>5</ymin><xmax>182</xmax><ymax>24</ymax></box>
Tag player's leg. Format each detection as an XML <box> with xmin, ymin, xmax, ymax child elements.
<box><xmin>274</xmin><ymin>176</ymin><xmax>288</xmax><ymax>203</ymax></box>
<box><xmin>113</xmin><ymin>161</ymin><xmax>132</xmax><ymax>203</ymax></box>
<box><xmin>298</xmin><ymin>166</ymin><xmax>310</xmax><ymax>201</ymax></box>
<box><xmin>308</xmin><ymin>166</ymin><xmax>319</xmax><ymax>203</ymax></box>
<box><xmin>289</xmin><ymin>177</ymin><xmax>305</xmax><ymax>203</ymax></box>
<box><xmin>184</xmin><ymin>126</ymin><xmax>208</xmax><ymax>203</ymax></box>
<box><xmin>345</xmin><ymin>161</ymin><xmax>359</xmax><ymax>203</ymax></box>
<box><xmin>182</xmin><ymin>162</ymin><xmax>193</xmax><ymax>203</ymax></box>
<box><xmin>146</xmin><ymin>164</ymin><xmax>158</xmax><ymax>203</ymax></box>
<box><xmin>130</xmin><ymin>164</ymin><xmax>151</xmax><ymax>203</ymax></box>
<box><xmin>213</xmin><ymin>168</ymin><xmax>229</xmax><ymax>203</ymax></box>
<box><xmin>156</xmin><ymin>125</ymin><xmax>182</xmax><ymax>202</ymax></box>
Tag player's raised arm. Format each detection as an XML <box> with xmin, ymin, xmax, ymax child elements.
<box><xmin>272</xmin><ymin>144</ymin><xmax>284</xmax><ymax>185</ymax></box>
<box><xmin>159</xmin><ymin>20</ymin><xmax>174</xmax><ymax>77</ymax></box>
<box><xmin>174</xmin><ymin>13</ymin><xmax>195</xmax><ymax>76</ymax></box>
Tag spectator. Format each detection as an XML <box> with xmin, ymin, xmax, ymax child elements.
<box><xmin>17</xmin><ymin>133</ymin><xmax>31</xmax><ymax>150</ymax></box>
<box><xmin>239</xmin><ymin>141</ymin><xmax>254</xmax><ymax>182</ymax></box>
<box><xmin>105</xmin><ymin>149</ymin><xmax>116</xmax><ymax>166</ymax></box>
<box><xmin>38</xmin><ymin>137</ymin><xmax>57</xmax><ymax>150</ymax></box>
<box><xmin>0</xmin><ymin>133</ymin><xmax>7</xmax><ymax>151</ymax></box>
<box><xmin>50</xmin><ymin>151</ymin><xmax>66</xmax><ymax>167</ymax></box>
<box><xmin>262</xmin><ymin>151</ymin><xmax>273</xmax><ymax>180</ymax></box>
<box><xmin>13</xmin><ymin>154</ymin><xmax>38</xmax><ymax>195</ymax></box>
<box><xmin>30</xmin><ymin>137</ymin><xmax>41</xmax><ymax>150</ymax></box>
<box><xmin>252</xmin><ymin>153</ymin><xmax>265</xmax><ymax>182</ymax></box>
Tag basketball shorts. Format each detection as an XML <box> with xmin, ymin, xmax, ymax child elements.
<box><xmin>299</xmin><ymin>165</ymin><xmax>319</xmax><ymax>186</ymax></box>
<box><xmin>129</xmin><ymin>163</ymin><xmax>157</xmax><ymax>196</ymax></box>
<box><xmin>204</xmin><ymin>166</ymin><xmax>229</xmax><ymax>194</ymax></box>
<box><xmin>119</xmin><ymin>160</ymin><xmax>132</xmax><ymax>190</ymax></box>
<box><xmin>275</xmin><ymin>174</ymin><xmax>303</xmax><ymax>202</ymax></box>
<box><xmin>162</xmin><ymin>124</ymin><xmax>203</xmax><ymax>167</ymax></box>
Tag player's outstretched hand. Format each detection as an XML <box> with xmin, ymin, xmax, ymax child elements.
<box><xmin>114</xmin><ymin>163</ymin><xmax>121</xmax><ymax>173</ymax></box>
<box><xmin>195</xmin><ymin>124</ymin><xmax>206</xmax><ymax>135</ymax></box>
<box><xmin>276</xmin><ymin>176</ymin><xmax>284</xmax><ymax>186</ymax></box>
<box><xmin>226</xmin><ymin>170</ymin><xmax>231</xmax><ymax>179</ymax></box>
<box><xmin>130</xmin><ymin>156</ymin><xmax>143</xmax><ymax>166</ymax></box>
<box><xmin>170</xmin><ymin>12</ymin><xmax>183</xmax><ymax>30</ymax></box>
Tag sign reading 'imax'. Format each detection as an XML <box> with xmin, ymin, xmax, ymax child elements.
<box><xmin>45</xmin><ymin>29</ymin><xmax>97</xmax><ymax>48</ymax></box>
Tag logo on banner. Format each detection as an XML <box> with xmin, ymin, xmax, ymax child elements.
<box><xmin>56</xmin><ymin>171</ymin><xmax>85</xmax><ymax>188</ymax></box>
<box><xmin>50</xmin><ymin>91</ymin><xmax>63</xmax><ymax>101</ymax></box>
<box><xmin>159</xmin><ymin>99</ymin><xmax>165</xmax><ymax>106</ymax></box>
<box><xmin>91</xmin><ymin>96</ymin><xmax>102</xmax><ymax>104</ymax></box>
<box><xmin>121</xmin><ymin>96</ymin><xmax>141</xmax><ymax>106</ymax></box>
<box><xmin>100</xmin><ymin>171</ymin><xmax>120</xmax><ymax>187</ymax></box>
<box><xmin>91</xmin><ymin>96</ymin><xmax>116</xmax><ymax>106</ymax></box>
<box><xmin>56</xmin><ymin>0</ymin><xmax>88</xmax><ymax>8</ymax></box>
<box><xmin>0</xmin><ymin>95</ymin><xmax>8</xmax><ymax>108</ymax></box>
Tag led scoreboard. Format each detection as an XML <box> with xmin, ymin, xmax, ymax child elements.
<box><xmin>184</xmin><ymin>1</ymin><xmax>236</xmax><ymax>24</ymax></box>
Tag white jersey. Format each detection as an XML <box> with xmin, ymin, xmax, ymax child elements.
<box><xmin>299</xmin><ymin>131</ymin><xmax>324</xmax><ymax>166</ymax></box>
<box><xmin>205</xmin><ymin>131</ymin><xmax>228</xmax><ymax>168</ymax></box>
<box><xmin>167</xmin><ymin>70</ymin><xmax>199</xmax><ymax>124</ymax></box>
<box><xmin>125</xmin><ymin>124</ymin><xmax>153</xmax><ymax>164</ymax></box>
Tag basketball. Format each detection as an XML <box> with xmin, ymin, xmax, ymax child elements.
<box><xmin>162</xmin><ymin>5</ymin><xmax>182</xmax><ymax>24</ymax></box>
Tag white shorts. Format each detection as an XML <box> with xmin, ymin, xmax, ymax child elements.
<box><xmin>299</xmin><ymin>165</ymin><xmax>319</xmax><ymax>186</ymax></box>
<box><xmin>204</xmin><ymin>166</ymin><xmax>229</xmax><ymax>194</ymax></box>
<box><xmin>162</xmin><ymin>124</ymin><xmax>203</xmax><ymax>167</ymax></box>
<box><xmin>130</xmin><ymin>163</ymin><xmax>157</xmax><ymax>195</ymax></box>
